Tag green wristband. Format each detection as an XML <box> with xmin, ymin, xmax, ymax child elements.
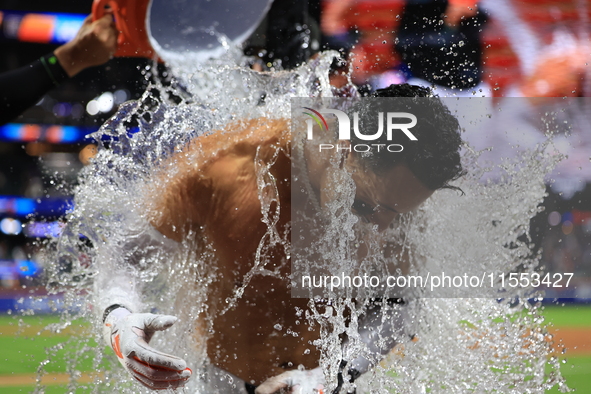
<box><xmin>39</xmin><ymin>54</ymin><xmax>68</xmax><ymax>87</ymax></box>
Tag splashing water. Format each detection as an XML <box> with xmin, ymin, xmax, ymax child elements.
<box><xmin>29</xmin><ymin>47</ymin><xmax>574</xmax><ymax>394</ymax></box>
<box><xmin>288</xmin><ymin>98</ymin><xmax>570</xmax><ymax>393</ymax></box>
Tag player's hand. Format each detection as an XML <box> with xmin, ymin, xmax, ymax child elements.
<box><xmin>103</xmin><ymin>308</ymin><xmax>192</xmax><ymax>390</ymax></box>
<box><xmin>54</xmin><ymin>14</ymin><xmax>118</xmax><ymax>76</ymax></box>
<box><xmin>255</xmin><ymin>367</ymin><xmax>326</xmax><ymax>394</ymax></box>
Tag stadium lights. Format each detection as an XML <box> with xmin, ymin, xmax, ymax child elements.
<box><xmin>86</xmin><ymin>90</ymin><xmax>128</xmax><ymax>116</ymax></box>
<box><xmin>0</xmin><ymin>123</ymin><xmax>96</xmax><ymax>144</ymax></box>
<box><xmin>0</xmin><ymin>196</ymin><xmax>72</xmax><ymax>218</ymax></box>
<box><xmin>0</xmin><ymin>10</ymin><xmax>85</xmax><ymax>45</ymax></box>
<box><xmin>0</xmin><ymin>218</ymin><xmax>22</xmax><ymax>235</ymax></box>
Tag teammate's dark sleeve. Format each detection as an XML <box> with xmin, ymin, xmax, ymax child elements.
<box><xmin>0</xmin><ymin>53</ymin><xmax>69</xmax><ymax>125</ymax></box>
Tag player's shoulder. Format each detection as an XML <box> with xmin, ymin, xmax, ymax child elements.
<box><xmin>222</xmin><ymin>117</ymin><xmax>290</xmax><ymax>150</ymax></box>
<box><xmin>187</xmin><ymin>117</ymin><xmax>291</xmax><ymax>159</ymax></box>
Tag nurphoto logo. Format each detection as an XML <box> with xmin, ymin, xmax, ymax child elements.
<box><xmin>302</xmin><ymin>107</ymin><xmax>418</xmax><ymax>152</ymax></box>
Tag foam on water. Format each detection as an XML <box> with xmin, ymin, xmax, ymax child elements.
<box><xmin>31</xmin><ymin>47</ymin><xmax>571</xmax><ymax>393</ymax></box>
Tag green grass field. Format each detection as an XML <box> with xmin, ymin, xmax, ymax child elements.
<box><xmin>543</xmin><ymin>304</ymin><xmax>591</xmax><ymax>393</ymax></box>
<box><xmin>0</xmin><ymin>314</ymin><xmax>108</xmax><ymax>393</ymax></box>
<box><xmin>0</xmin><ymin>305</ymin><xmax>590</xmax><ymax>393</ymax></box>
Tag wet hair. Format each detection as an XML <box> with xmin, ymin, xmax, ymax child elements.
<box><xmin>350</xmin><ymin>84</ymin><xmax>465</xmax><ymax>191</ymax></box>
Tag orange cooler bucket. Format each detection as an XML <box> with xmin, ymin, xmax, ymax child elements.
<box><xmin>92</xmin><ymin>0</ymin><xmax>272</xmax><ymax>61</ymax></box>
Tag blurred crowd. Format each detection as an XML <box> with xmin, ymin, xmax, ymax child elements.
<box><xmin>320</xmin><ymin>0</ymin><xmax>590</xmax><ymax>98</ymax></box>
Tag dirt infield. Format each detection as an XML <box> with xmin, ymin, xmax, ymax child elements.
<box><xmin>0</xmin><ymin>372</ymin><xmax>100</xmax><ymax>387</ymax></box>
<box><xmin>0</xmin><ymin>325</ymin><xmax>89</xmax><ymax>337</ymax></box>
<box><xmin>550</xmin><ymin>328</ymin><xmax>591</xmax><ymax>356</ymax></box>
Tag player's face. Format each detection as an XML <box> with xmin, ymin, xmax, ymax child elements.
<box><xmin>350</xmin><ymin>164</ymin><xmax>433</xmax><ymax>231</ymax></box>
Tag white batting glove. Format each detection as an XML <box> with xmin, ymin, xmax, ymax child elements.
<box><xmin>103</xmin><ymin>307</ymin><xmax>192</xmax><ymax>390</ymax></box>
<box><xmin>255</xmin><ymin>367</ymin><xmax>326</xmax><ymax>394</ymax></box>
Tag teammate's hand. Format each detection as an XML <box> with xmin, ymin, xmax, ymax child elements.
<box><xmin>255</xmin><ymin>367</ymin><xmax>326</xmax><ymax>394</ymax></box>
<box><xmin>54</xmin><ymin>14</ymin><xmax>118</xmax><ymax>77</ymax></box>
<box><xmin>103</xmin><ymin>308</ymin><xmax>192</xmax><ymax>390</ymax></box>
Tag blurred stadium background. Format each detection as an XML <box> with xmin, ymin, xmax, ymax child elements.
<box><xmin>0</xmin><ymin>0</ymin><xmax>590</xmax><ymax>392</ymax></box>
